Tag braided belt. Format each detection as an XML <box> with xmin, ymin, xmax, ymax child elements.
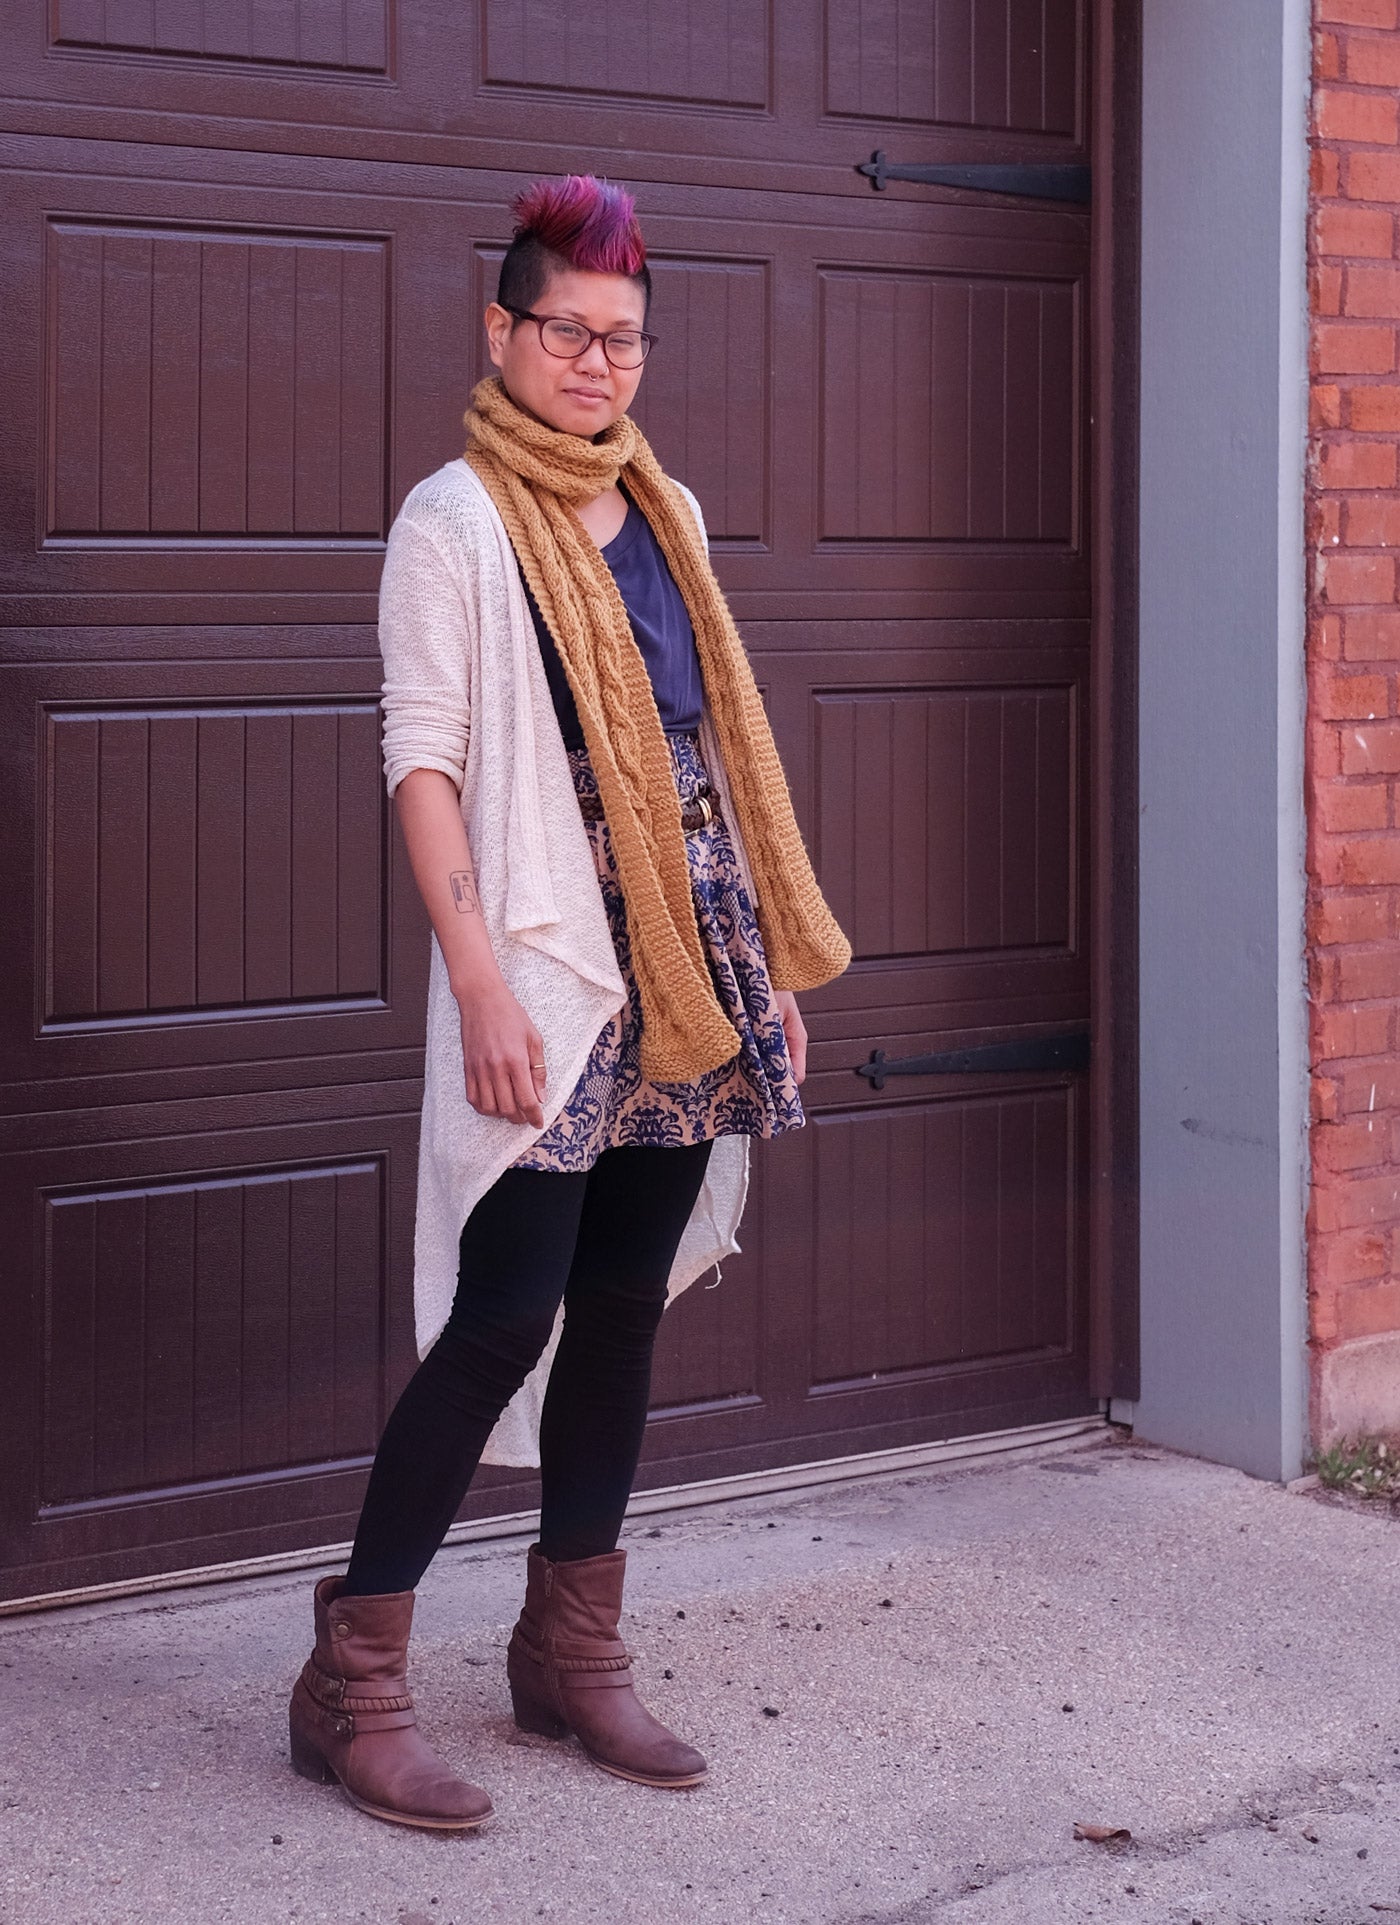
<box><xmin>576</xmin><ymin>784</ymin><xmax>716</xmax><ymax>833</ymax></box>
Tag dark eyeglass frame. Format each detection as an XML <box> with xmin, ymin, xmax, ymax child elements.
<box><xmin>504</xmin><ymin>305</ymin><xmax>658</xmax><ymax>369</ymax></box>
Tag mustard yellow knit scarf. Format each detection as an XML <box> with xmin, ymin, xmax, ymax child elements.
<box><xmin>464</xmin><ymin>375</ymin><xmax>850</xmax><ymax>1081</ymax></box>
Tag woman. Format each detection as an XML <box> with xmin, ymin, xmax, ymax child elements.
<box><xmin>288</xmin><ymin>175</ymin><xmax>851</xmax><ymax>1831</ymax></box>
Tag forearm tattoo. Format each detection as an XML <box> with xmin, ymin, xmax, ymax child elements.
<box><xmin>449</xmin><ymin>869</ymin><xmax>479</xmax><ymax>915</ymax></box>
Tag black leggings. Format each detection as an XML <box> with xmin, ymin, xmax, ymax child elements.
<box><xmin>343</xmin><ymin>1138</ymin><xmax>715</xmax><ymax>1596</ymax></box>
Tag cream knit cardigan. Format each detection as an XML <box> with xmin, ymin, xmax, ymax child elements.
<box><xmin>379</xmin><ymin>457</ymin><xmax>757</xmax><ymax>1468</ymax></box>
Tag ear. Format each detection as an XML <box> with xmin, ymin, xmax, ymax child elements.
<box><xmin>484</xmin><ymin>301</ymin><xmax>513</xmax><ymax>369</ymax></box>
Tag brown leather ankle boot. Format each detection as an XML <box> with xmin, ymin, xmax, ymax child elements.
<box><xmin>289</xmin><ymin>1575</ymin><xmax>493</xmax><ymax>1830</ymax></box>
<box><xmin>506</xmin><ymin>1544</ymin><xmax>707</xmax><ymax>1789</ymax></box>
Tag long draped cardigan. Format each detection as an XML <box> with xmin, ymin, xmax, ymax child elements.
<box><xmin>378</xmin><ymin>458</ymin><xmax>757</xmax><ymax>1467</ymax></box>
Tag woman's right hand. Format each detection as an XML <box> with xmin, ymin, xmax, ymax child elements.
<box><xmin>457</xmin><ymin>981</ymin><xmax>547</xmax><ymax>1128</ymax></box>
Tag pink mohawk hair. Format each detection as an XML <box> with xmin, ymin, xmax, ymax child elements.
<box><xmin>509</xmin><ymin>175</ymin><xmax>646</xmax><ymax>277</ymax></box>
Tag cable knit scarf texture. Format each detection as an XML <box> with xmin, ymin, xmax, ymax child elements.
<box><xmin>463</xmin><ymin>374</ymin><xmax>851</xmax><ymax>1081</ymax></box>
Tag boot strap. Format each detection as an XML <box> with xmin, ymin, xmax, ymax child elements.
<box><xmin>511</xmin><ymin>1625</ymin><xmax>632</xmax><ymax>1674</ymax></box>
<box><xmin>302</xmin><ymin>1655</ymin><xmax>414</xmax><ymax>1715</ymax></box>
<box><xmin>341</xmin><ymin>1691</ymin><xmax>415</xmax><ymax>1713</ymax></box>
<box><xmin>347</xmin><ymin>1705</ymin><xmax>419</xmax><ymax>1733</ymax></box>
<box><xmin>556</xmin><ymin>1666</ymin><xmax>639</xmax><ymax>1691</ymax></box>
<box><xmin>549</xmin><ymin>1651</ymin><xmax>632</xmax><ymax>1674</ymax></box>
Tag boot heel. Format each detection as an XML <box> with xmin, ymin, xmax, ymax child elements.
<box><xmin>289</xmin><ymin>1722</ymin><xmax>336</xmax><ymax>1785</ymax></box>
<box><xmin>510</xmin><ymin>1681</ymin><xmax>569</xmax><ymax>1739</ymax></box>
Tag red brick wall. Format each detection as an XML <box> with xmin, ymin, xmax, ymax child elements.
<box><xmin>1307</xmin><ymin>0</ymin><xmax>1400</xmax><ymax>1444</ymax></box>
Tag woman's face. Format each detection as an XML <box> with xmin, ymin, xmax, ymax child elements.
<box><xmin>485</xmin><ymin>267</ymin><xmax>648</xmax><ymax>438</ymax></box>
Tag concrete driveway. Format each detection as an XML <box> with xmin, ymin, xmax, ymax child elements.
<box><xmin>3</xmin><ymin>1429</ymin><xmax>1398</xmax><ymax>1925</ymax></box>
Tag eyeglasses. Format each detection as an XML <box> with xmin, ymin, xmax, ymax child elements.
<box><xmin>504</xmin><ymin>306</ymin><xmax>657</xmax><ymax>371</ymax></box>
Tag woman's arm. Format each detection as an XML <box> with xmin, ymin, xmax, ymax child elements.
<box><xmin>378</xmin><ymin>506</ymin><xmax>544</xmax><ymax>1129</ymax></box>
<box><xmin>395</xmin><ymin>768</ymin><xmax>547</xmax><ymax>1130</ymax></box>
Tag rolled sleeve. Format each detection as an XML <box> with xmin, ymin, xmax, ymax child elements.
<box><xmin>378</xmin><ymin>513</ymin><xmax>475</xmax><ymax>798</ymax></box>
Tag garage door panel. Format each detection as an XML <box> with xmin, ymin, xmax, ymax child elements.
<box><xmin>740</xmin><ymin>644</ymin><xmax>1089</xmax><ymax>1043</ymax></box>
<box><xmin>39</xmin><ymin>1157</ymin><xmax>385</xmax><ymax>1511</ymax></box>
<box><xmin>0</xmin><ymin>1112</ymin><xmax>419</xmax><ymax>1598</ymax></box>
<box><xmin>821</xmin><ymin>0</ymin><xmax>1084</xmax><ymax>135</ymax></box>
<box><xmin>12</xmin><ymin>0</ymin><xmax>400</xmax><ymax>124</ymax></box>
<box><xmin>480</xmin><ymin>0</ymin><xmax>770</xmax><ymax>111</ymax></box>
<box><xmin>812</xmin><ymin>683</ymin><xmax>1078</xmax><ymax>962</ymax></box>
<box><xmin>44</xmin><ymin>218</ymin><xmax>389</xmax><ymax>545</ymax></box>
<box><xmin>44</xmin><ymin>220</ymin><xmax>388</xmax><ymax>543</ymax></box>
<box><xmin>776</xmin><ymin>205</ymin><xmax>1089</xmax><ymax>595</ymax></box>
<box><xmin>1</xmin><ymin>156</ymin><xmax>462</xmax><ymax>608</ymax></box>
<box><xmin>50</xmin><ymin>0</ymin><xmax>391</xmax><ymax>72</ymax></box>
<box><xmin>44</xmin><ymin>698</ymin><xmax>384</xmax><ymax>1027</ymax></box>
<box><xmin>1</xmin><ymin>657</ymin><xmax>418</xmax><ymax>1095</ymax></box>
<box><xmin>809</xmin><ymin>1086</ymin><xmax>1078</xmax><ymax>1388</ymax></box>
<box><xmin>818</xmin><ymin>268</ymin><xmax>1079</xmax><ymax>545</ymax></box>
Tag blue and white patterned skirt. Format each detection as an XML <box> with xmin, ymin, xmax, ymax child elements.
<box><xmin>508</xmin><ymin>729</ymin><xmax>806</xmax><ymax>1172</ymax></box>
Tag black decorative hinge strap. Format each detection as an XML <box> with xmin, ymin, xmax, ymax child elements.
<box><xmin>856</xmin><ymin>151</ymin><xmax>1091</xmax><ymax>203</ymax></box>
<box><xmin>855</xmin><ymin>1030</ymin><xmax>1091</xmax><ymax>1090</ymax></box>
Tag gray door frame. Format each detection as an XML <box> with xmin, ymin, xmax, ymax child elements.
<box><xmin>1130</xmin><ymin>0</ymin><xmax>1312</xmax><ymax>1481</ymax></box>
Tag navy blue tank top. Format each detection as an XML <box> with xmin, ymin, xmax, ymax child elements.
<box><xmin>517</xmin><ymin>487</ymin><xmax>705</xmax><ymax>753</ymax></box>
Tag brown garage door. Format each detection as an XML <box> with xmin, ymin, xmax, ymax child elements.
<box><xmin>0</xmin><ymin>0</ymin><xmax>1125</xmax><ymax>1603</ymax></box>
